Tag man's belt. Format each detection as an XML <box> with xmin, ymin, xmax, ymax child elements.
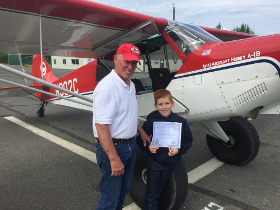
<box><xmin>96</xmin><ymin>137</ymin><xmax>133</xmax><ymax>144</ymax></box>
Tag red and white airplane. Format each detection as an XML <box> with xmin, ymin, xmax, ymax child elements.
<box><xmin>0</xmin><ymin>0</ymin><xmax>279</xmax><ymax>209</ymax></box>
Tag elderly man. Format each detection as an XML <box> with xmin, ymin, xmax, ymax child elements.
<box><xmin>93</xmin><ymin>43</ymin><xmax>150</xmax><ymax>210</ymax></box>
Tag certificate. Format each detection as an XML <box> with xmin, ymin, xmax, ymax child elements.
<box><xmin>151</xmin><ymin>122</ymin><xmax>182</xmax><ymax>148</ymax></box>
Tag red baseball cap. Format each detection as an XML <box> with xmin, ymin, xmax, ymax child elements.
<box><xmin>116</xmin><ymin>43</ymin><xmax>141</xmax><ymax>64</ymax></box>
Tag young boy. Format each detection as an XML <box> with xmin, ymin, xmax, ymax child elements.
<box><xmin>136</xmin><ymin>89</ymin><xmax>193</xmax><ymax>210</ymax></box>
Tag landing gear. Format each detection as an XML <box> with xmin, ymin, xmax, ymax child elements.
<box><xmin>37</xmin><ymin>101</ymin><xmax>47</xmax><ymax>117</ymax></box>
<box><xmin>37</xmin><ymin>108</ymin><xmax>44</xmax><ymax>117</ymax></box>
<box><xmin>206</xmin><ymin>116</ymin><xmax>260</xmax><ymax>166</ymax></box>
<box><xmin>130</xmin><ymin>148</ymin><xmax>188</xmax><ymax>210</ymax></box>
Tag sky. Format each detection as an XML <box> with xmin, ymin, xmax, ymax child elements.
<box><xmin>91</xmin><ymin>0</ymin><xmax>280</xmax><ymax>36</ymax></box>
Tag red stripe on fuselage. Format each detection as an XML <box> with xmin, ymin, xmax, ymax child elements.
<box><xmin>176</xmin><ymin>34</ymin><xmax>280</xmax><ymax>75</ymax></box>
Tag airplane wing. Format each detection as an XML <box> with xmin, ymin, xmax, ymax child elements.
<box><xmin>0</xmin><ymin>0</ymin><xmax>257</xmax><ymax>58</ymax></box>
<box><xmin>201</xmin><ymin>26</ymin><xmax>257</xmax><ymax>42</ymax></box>
<box><xmin>0</xmin><ymin>0</ymin><xmax>167</xmax><ymax>59</ymax></box>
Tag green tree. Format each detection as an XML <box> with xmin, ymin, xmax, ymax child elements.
<box><xmin>216</xmin><ymin>22</ymin><xmax>222</xmax><ymax>29</ymax></box>
<box><xmin>0</xmin><ymin>52</ymin><xmax>8</xmax><ymax>64</ymax></box>
<box><xmin>232</xmin><ymin>23</ymin><xmax>255</xmax><ymax>34</ymax></box>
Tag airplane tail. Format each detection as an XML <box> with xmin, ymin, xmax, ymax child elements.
<box><xmin>32</xmin><ymin>55</ymin><xmax>58</xmax><ymax>85</ymax></box>
<box><xmin>31</xmin><ymin>55</ymin><xmax>98</xmax><ymax>103</ymax></box>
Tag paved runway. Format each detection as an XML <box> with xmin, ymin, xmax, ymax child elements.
<box><xmin>0</xmin><ymin>66</ymin><xmax>279</xmax><ymax>209</ymax></box>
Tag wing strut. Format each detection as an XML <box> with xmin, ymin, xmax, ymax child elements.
<box><xmin>192</xmin><ymin>120</ymin><xmax>229</xmax><ymax>142</ymax></box>
<box><xmin>0</xmin><ymin>78</ymin><xmax>92</xmax><ymax>107</ymax></box>
<box><xmin>39</xmin><ymin>13</ymin><xmax>44</xmax><ymax>79</ymax></box>
<box><xmin>0</xmin><ymin>64</ymin><xmax>93</xmax><ymax>103</ymax></box>
<box><xmin>14</xmin><ymin>39</ymin><xmax>28</xmax><ymax>84</ymax></box>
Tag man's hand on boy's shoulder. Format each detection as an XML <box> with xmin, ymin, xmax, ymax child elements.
<box><xmin>149</xmin><ymin>145</ymin><xmax>159</xmax><ymax>153</ymax></box>
<box><xmin>168</xmin><ymin>146</ymin><xmax>179</xmax><ymax>156</ymax></box>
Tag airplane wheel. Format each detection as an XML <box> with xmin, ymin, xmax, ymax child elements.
<box><xmin>206</xmin><ymin>116</ymin><xmax>260</xmax><ymax>166</ymax></box>
<box><xmin>37</xmin><ymin>108</ymin><xmax>44</xmax><ymax>117</ymax></box>
<box><xmin>129</xmin><ymin>148</ymin><xmax>188</xmax><ymax>210</ymax></box>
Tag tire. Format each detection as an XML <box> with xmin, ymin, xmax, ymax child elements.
<box><xmin>129</xmin><ymin>148</ymin><xmax>188</xmax><ymax>210</ymax></box>
<box><xmin>37</xmin><ymin>108</ymin><xmax>44</xmax><ymax>117</ymax></box>
<box><xmin>206</xmin><ymin>116</ymin><xmax>260</xmax><ymax>166</ymax></box>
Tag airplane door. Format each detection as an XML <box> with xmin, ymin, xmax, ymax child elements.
<box><xmin>168</xmin><ymin>70</ymin><xmax>232</xmax><ymax>122</ymax></box>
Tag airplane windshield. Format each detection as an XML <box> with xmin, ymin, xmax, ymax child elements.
<box><xmin>166</xmin><ymin>20</ymin><xmax>221</xmax><ymax>56</ymax></box>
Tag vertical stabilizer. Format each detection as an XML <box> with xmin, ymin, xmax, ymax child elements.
<box><xmin>32</xmin><ymin>55</ymin><xmax>58</xmax><ymax>86</ymax></box>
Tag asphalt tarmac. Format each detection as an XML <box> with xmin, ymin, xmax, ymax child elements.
<box><xmin>0</xmin><ymin>66</ymin><xmax>279</xmax><ymax>210</ymax></box>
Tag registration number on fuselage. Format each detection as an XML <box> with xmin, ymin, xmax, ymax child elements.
<box><xmin>55</xmin><ymin>78</ymin><xmax>78</xmax><ymax>96</ymax></box>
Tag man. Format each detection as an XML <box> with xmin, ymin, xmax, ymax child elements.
<box><xmin>92</xmin><ymin>43</ymin><xmax>150</xmax><ymax>210</ymax></box>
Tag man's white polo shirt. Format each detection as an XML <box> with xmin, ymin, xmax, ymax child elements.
<box><xmin>92</xmin><ymin>70</ymin><xmax>138</xmax><ymax>139</ymax></box>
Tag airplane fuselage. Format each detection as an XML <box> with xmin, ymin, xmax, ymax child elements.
<box><xmin>138</xmin><ymin>34</ymin><xmax>280</xmax><ymax>122</ymax></box>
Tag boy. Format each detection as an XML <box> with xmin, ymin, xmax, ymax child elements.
<box><xmin>136</xmin><ymin>89</ymin><xmax>193</xmax><ymax>210</ymax></box>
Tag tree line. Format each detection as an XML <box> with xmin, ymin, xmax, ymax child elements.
<box><xmin>216</xmin><ymin>22</ymin><xmax>255</xmax><ymax>34</ymax></box>
<box><xmin>0</xmin><ymin>52</ymin><xmax>8</xmax><ymax>64</ymax></box>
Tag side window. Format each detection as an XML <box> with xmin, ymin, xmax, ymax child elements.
<box><xmin>165</xmin><ymin>21</ymin><xmax>221</xmax><ymax>56</ymax></box>
<box><xmin>71</xmin><ymin>59</ymin><xmax>79</xmax><ymax>65</ymax></box>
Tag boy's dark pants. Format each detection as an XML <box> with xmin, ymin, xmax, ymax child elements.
<box><xmin>143</xmin><ymin>159</ymin><xmax>175</xmax><ymax>210</ymax></box>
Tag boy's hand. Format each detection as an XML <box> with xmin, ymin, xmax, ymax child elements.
<box><xmin>168</xmin><ymin>146</ymin><xmax>179</xmax><ymax>156</ymax></box>
<box><xmin>149</xmin><ymin>145</ymin><xmax>159</xmax><ymax>153</ymax></box>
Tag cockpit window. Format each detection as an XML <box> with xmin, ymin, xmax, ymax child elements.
<box><xmin>166</xmin><ymin>20</ymin><xmax>221</xmax><ymax>56</ymax></box>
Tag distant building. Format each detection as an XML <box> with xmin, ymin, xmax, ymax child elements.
<box><xmin>51</xmin><ymin>56</ymin><xmax>94</xmax><ymax>70</ymax></box>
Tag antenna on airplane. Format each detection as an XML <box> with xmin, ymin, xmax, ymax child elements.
<box><xmin>172</xmin><ymin>3</ymin><xmax>175</xmax><ymax>20</ymax></box>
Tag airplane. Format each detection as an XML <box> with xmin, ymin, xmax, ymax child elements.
<box><xmin>0</xmin><ymin>0</ymin><xmax>279</xmax><ymax>209</ymax></box>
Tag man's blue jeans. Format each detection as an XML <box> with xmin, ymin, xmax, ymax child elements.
<box><xmin>143</xmin><ymin>159</ymin><xmax>174</xmax><ymax>210</ymax></box>
<box><xmin>95</xmin><ymin>137</ymin><xmax>136</xmax><ymax>210</ymax></box>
